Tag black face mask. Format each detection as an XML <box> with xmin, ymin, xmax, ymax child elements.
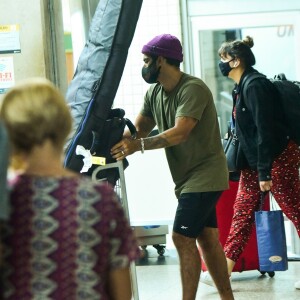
<box><xmin>142</xmin><ymin>59</ymin><xmax>161</xmax><ymax>84</ymax></box>
<box><xmin>218</xmin><ymin>59</ymin><xmax>234</xmax><ymax>77</ymax></box>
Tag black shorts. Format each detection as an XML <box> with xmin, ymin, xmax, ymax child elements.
<box><xmin>173</xmin><ymin>191</ymin><xmax>223</xmax><ymax>238</ymax></box>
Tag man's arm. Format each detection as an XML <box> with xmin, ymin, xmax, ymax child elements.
<box><xmin>142</xmin><ymin>115</ymin><xmax>198</xmax><ymax>149</ymax></box>
<box><xmin>111</xmin><ymin>114</ymin><xmax>198</xmax><ymax>160</ymax></box>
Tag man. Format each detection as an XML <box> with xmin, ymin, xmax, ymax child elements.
<box><xmin>111</xmin><ymin>34</ymin><xmax>234</xmax><ymax>300</ymax></box>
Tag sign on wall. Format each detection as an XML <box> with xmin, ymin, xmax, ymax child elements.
<box><xmin>0</xmin><ymin>24</ymin><xmax>21</xmax><ymax>54</ymax></box>
<box><xmin>0</xmin><ymin>56</ymin><xmax>15</xmax><ymax>94</ymax></box>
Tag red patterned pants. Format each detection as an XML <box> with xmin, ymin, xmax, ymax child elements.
<box><xmin>224</xmin><ymin>140</ymin><xmax>300</xmax><ymax>262</ymax></box>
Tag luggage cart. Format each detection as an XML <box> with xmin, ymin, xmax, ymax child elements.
<box><xmin>92</xmin><ymin>160</ymin><xmax>139</xmax><ymax>300</ymax></box>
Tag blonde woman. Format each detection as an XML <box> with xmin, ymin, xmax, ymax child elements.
<box><xmin>0</xmin><ymin>78</ymin><xmax>140</xmax><ymax>300</ymax></box>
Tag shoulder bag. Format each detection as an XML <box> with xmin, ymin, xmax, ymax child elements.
<box><xmin>222</xmin><ymin>125</ymin><xmax>246</xmax><ymax>173</ymax></box>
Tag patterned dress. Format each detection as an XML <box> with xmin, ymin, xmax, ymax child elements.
<box><xmin>1</xmin><ymin>175</ymin><xmax>140</xmax><ymax>299</ymax></box>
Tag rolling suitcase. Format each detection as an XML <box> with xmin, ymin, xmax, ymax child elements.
<box><xmin>201</xmin><ymin>180</ymin><xmax>274</xmax><ymax>276</ymax></box>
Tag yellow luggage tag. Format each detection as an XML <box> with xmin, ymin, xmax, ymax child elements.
<box><xmin>91</xmin><ymin>156</ymin><xmax>106</xmax><ymax>166</ymax></box>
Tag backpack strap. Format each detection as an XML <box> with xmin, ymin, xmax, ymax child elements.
<box><xmin>241</xmin><ymin>72</ymin><xmax>266</xmax><ymax>102</ymax></box>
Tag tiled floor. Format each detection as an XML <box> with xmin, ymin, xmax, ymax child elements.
<box><xmin>133</xmin><ymin>245</ymin><xmax>300</xmax><ymax>300</ymax></box>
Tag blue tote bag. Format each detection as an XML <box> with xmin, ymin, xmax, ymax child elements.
<box><xmin>255</xmin><ymin>192</ymin><xmax>288</xmax><ymax>272</ymax></box>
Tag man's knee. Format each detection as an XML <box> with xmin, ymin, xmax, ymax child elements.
<box><xmin>172</xmin><ymin>231</ymin><xmax>196</xmax><ymax>250</ymax></box>
<box><xmin>197</xmin><ymin>227</ymin><xmax>220</xmax><ymax>251</ymax></box>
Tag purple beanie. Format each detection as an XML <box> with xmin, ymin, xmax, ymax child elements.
<box><xmin>141</xmin><ymin>34</ymin><xmax>183</xmax><ymax>62</ymax></box>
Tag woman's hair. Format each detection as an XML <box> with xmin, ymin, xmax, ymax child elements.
<box><xmin>0</xmin><ymin>78</ymin><xmax>72</xmax><ymax>154</ymax></box>
<box><xmin>218</xmin><ymin>35</ymin><xmax>256</xmax><ymax>67</ymax></box>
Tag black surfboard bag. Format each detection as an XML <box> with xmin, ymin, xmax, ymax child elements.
<box><xmin>64</xmin><ymin>0</ymin><xmax>142</xmax><ymax>186</ymax></box>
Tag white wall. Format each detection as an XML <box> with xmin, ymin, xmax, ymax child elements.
<box><xmin>0</xmin><ymin>0</ymin><xmax>46</xmax><ymax>86</ymax></box>
<box><xmin>186</xmin><ymin>0</ymin><xmax>300</xmax><ymax>16</ymax></box>
<box><xmin>0</xmin><ymin>0</ymin><xmax>67</xmax><ymax>98</ymax></box>
<box><xmin>125</xmin><ymin>150</ymin><xmax>177</xmax><ymax>226</ymax></box>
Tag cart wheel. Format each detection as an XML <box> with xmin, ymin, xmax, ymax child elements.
<box><xmin>267</xmin><ymin>271</ymin><xmax>275</xmax><ymax>278</ymax></box>
<box><xmin>260</xmin><ymin>271</ymin><xmax>266</xmax><ymax>275</ymax></box>
<box><xmin>157</xmin><ymin>248</ymin><xmax>165</xmax><ymax>256</ymax></box>
<box><xmin>153</xmin><ymin>244</ymin><xmax>166</xmax><ymax>256</ymax></box>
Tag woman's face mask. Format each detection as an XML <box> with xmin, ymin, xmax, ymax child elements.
<box><xmin>141</xmin><ymin>58</ymin><xmax>161</xmax><ymax>84</ymax></box>
<box><xmin>218</xmin><ymin>58</ymin><xmax>235</xmax><ymax>77</ymax></box>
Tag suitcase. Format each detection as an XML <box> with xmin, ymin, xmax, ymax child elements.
<box><xmin>201</xmin><ymin>180</ymin><xmax>274</xmax><ymax>276</ymax></box>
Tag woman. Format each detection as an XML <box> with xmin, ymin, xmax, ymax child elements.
<box><xmin>218</xmin><ymin>36</ymin><xmax>300</xmax><ymax>281</ymax></box>
<box><xmin>0</xmin><ymin>78</ymin><xmax>140</xmax><ymax>299</ymax></box>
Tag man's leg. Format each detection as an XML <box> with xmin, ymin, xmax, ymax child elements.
<box><xmin>197</xmin><ymin>227</ymin><xmax>234</xmax><ymax>300</ymax></box>
<box><xmin>172</xmin><ymin>231</ymin><xmax>201</xmax><ymax>300</ymax></box>
<box><xmin>172</xmin><ymin>191</ymin><xmax>234</xmax><ymax>299</ymax></box>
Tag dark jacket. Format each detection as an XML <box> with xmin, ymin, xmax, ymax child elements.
<box><xmin>233</xmin><ymin>68</ymin><xmax>290</xmax><ymax>181</ymax></box>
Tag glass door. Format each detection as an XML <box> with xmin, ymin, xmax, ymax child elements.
<box><xmin>188</xmin><ymin>11</ymin><xmax>300</xmax><ymax>135</ymax></box>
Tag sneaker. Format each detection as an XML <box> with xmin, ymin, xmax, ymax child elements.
<box><xmin>200</xmin><ymin>271</ymin><xmax>232</xmax><ymax>287</ymax></box>
<box><xmin>295</xmin><ymin>280</ymin><xmax>300</xmax><ymax>289</ymax></box>
<box><xmin>200</xmin><ymin>271</ymin><xmax>215</xmax><ymax>287</ymax></box>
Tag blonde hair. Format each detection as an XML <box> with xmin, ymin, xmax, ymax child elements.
<box><xmin>0</xmin><ymin>78</ymin><xmax>72</xmax><ymax>154</ymax></box>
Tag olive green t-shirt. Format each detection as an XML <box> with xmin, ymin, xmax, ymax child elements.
<box><xmin>141</xmin><ymin>73</ymin><xmax>229</xmax><ymax>198</ymax></box>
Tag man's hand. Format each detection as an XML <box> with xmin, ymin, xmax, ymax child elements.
<box><xmin>259</xmin><ymin>180</ymin><xmax>272</xmax><ymax>192</ymax></box>
<box><xmin>111</xmin><ymin>137</ymin><xmax>140</xmax><ymax>160</ymax></box>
